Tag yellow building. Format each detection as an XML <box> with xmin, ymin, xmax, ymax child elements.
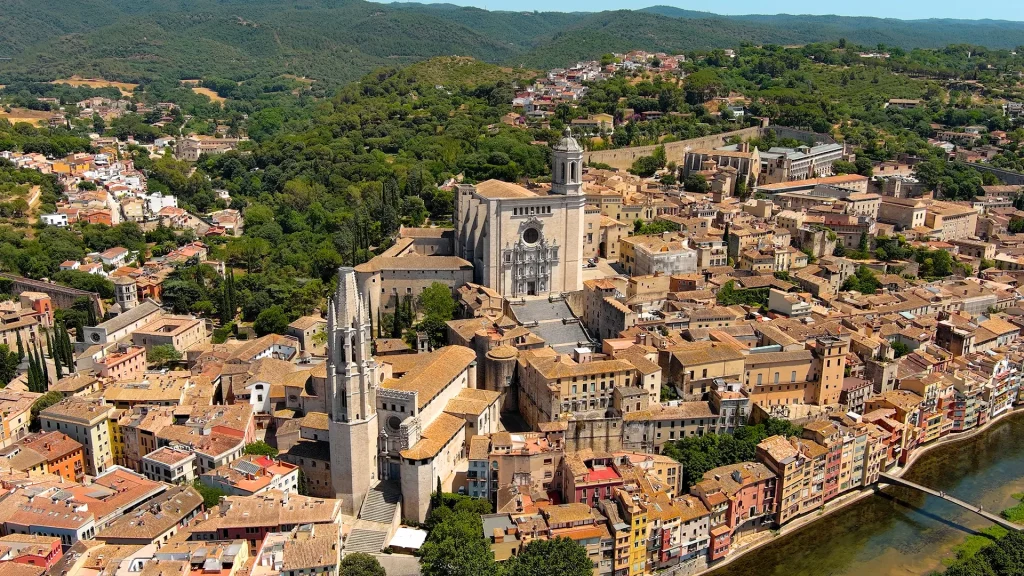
<box><xmin>616</xmin><ymin>489</ymin><xmax>649</xmax><ymax>576</ymax></box>
<box><xmin>108</xmin><ymin>409</ymin><xmax>126</xmax><ymax>467</ymax></box>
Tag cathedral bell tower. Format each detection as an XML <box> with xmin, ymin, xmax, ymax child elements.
<box><xmin>327</xmin><ymin>267</ymin><xmax>380</xmax><ymax>516</ymax></box>
<box><xmin>551</xmin><ymin>128</ymin><xmax>583</xmax><ymax>196</ymax></box>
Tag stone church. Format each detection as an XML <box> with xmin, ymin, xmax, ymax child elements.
<box><xmin>454</xmin><ymin>129</ymin><xmax>586</xmax><ymax>297</ymax></box>
<box><xmin>327</xmin><ymin>267</ymin><xmax>500</xmax><ymax>524</ymax></box>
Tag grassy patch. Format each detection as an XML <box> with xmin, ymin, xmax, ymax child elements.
<box><xmin>1000</xmin><ymin>493</ymin><xmax>1024</xmax><ymax>523</ymax></box>
<box><xmin>944</xmin><ymin>525</ymin><xmax>1009</xmax><ymax>566</ymax></box>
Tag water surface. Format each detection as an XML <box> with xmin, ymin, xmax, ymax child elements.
<box><xmin>709</xmin><ymin>413</ymin><xmax>1024</xmax><ymax>576</ymax></box>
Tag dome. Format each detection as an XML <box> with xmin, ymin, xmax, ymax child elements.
<box><xmin>553</xmin><ymin>127</ymin><xmax>583</xmax><ymax>153</ymax></box>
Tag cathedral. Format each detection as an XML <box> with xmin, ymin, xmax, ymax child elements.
<box><xmin>454</xmin><ymin>129</ymin><xmax>586</xmax><ymax>297</ymax></box>
<box><xmin>326</xmin><ymin>268</ymin><xmax>500</xmax><ymax>523</ymax></box>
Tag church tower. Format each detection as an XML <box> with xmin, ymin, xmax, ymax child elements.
<box><xmin>327</xmin><ymin>267</ymin><xmax>380</xmax><ymax>516</ymax></box>
<box><xmin>551</xmin><ymin>128</ymin><xmax>583</xmax><ymax>196</ymax></box>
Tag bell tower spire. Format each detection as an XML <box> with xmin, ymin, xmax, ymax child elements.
<box><xmin>551</xmin><ymin>127</ymin><xmax>583</xmax><ymax>196</ymax></box>
<box><xmin>327</xmin><ymin>266</ymin><xmax>379</xmax><ymax>516</ymax></box>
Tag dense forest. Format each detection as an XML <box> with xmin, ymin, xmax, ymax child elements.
<box><xmin>0</xmin><ymin>38</ymin><xmax>1021</xmax><ymax>335</ymax></box>
<box><xmin>3</xmin><ymin>0</ymin><xmax>1024</xmax><ymax>85</ymax></box>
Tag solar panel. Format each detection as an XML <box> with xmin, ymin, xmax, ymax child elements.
<box><xmin>232</xmin><ymin>460</ymin><xmax>261</xmax><ymax>476</ymax></box>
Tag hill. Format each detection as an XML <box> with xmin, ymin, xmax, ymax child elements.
<box><xmin>2</xmin><ymin>0</ymin><xmax>1024</xmax><ymax>85</ymax></box>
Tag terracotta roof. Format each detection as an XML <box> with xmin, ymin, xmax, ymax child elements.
<box><xmin>354</xmin><ymin>255</ymin><xmax>472</xmax><ymax>273</ymax></box>
<box><xmin>444</xmin><ymin>388</ymin><xmax>501</xmax><ymax>417</ymax></box>
<box><xmin>624</xmin><ymin>401</ymin><xmax>715</xmax><ymax>422</ymax></box>
<box><xmin>675</xmin><ymin>494</ymin><xmax>710</xmax><ymax>522</ymax></box>
<box><xmin>399</xmin><ymin>412</ymin><xmax>465</xmax><ymax>460</ymax></box>
<box><xmin>980</xmin><ymin>317</ymin><xmax>1018</xmax><ymax>336</ymax></box>
<box><xmin>670</xmin><ymin>342</ymin><xmax>745</xmax><ymax>366</ymax></box>
<box><xmin>288</xmin><ymin>315</ymin><xmax>325</xmax><ymax>331</ymax></box>
<box><xmin>473</xmin><ymin>179</ymin><xmax>538</xmax><ymax>199</ymax></box>
<box><xmin>758</xmin><ymin>435</ymin><xmax>799</xmax><ymax>464</ymax></box>
<box><xmin>542</xmin><ymin>503</ymin><xmax>593</xmax><ymax>525</ymax></box>
<box><xmin>96</xmin><ymin>486</ymin><xmax>203</xmax><ymax>541</ymax></box>
<box><xmin>382</xmin><ymin>346</ymin><xmax>477</xmax><ymax>409</ymax></box>
<box><xmin>300</xmin><ymin>412</ymin><xmax>329</xmax><ymax>431</ymax></box>
<box><xmin>744</xmin><ymin>350</ymin><xmax>814</xmax><ymax>365</ymax></box>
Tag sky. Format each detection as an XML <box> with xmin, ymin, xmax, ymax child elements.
<box><xmin>395</xmin><ymin>1</ymin><xmax>1024</xmax><ymax>21</ymax></box>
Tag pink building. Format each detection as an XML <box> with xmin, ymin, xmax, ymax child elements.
<box><xmin>691</xmin><ymin>462</ymin><xmax>776</xmax><ymax>561</ymax></box>
<box><xmin>95</xmin><ymin>346</ymin><xmax>147</xmax><ymax>381</ymax></box>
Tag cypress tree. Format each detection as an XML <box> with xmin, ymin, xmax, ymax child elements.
<box><xmin>15</xmin><ymin>332</ymin><xmax>23</xmax><ymax>361</ymax></box>
<box><xmin>58</xmin><ymin>320</ymin><xmax>74</xmax><ymax>370</ymax></box>
<box><xmin>391</xmin><ymin>304</ymin><xmax>404</xmax><ymax>339</ymax></box>
<box><xmin>51</xmin><ymin>329</ymin><xmax>63</xmax><ymax>381</ymax></box>
<box><xmin>27</xmin><ymin>344</ymin><xmax>39</xmax><ymax>393</ymax></box>
<box><xmin>37</xmin><ymin>342</ymin><xmax>49</xmax><ymax>390</ymax></box>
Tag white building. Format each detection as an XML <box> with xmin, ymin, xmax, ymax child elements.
<box><xmin>41</xmin><ymin>213</ymin><xmax>69</xmax><ymax>227</ymax></box>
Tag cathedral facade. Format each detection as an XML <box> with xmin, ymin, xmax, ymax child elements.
<box><xmin>454</xmin><ymin>129</ymin><xmax>586</xmax><ymax>297</ymax></box>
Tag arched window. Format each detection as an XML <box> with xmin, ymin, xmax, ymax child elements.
<box><xmin>560</xmin><ymin>162</ymin><xmax>567</xmax><ymax>182</ymax></box>
<box><xmin>571</xmin><ymin>161</ymin><xmax>578</xmax><ymax>182</ymax></box>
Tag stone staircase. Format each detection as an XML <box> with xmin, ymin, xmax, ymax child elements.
<box><xmin>344</xmin><ymin>528</ymin><xmax>388</xmax><ymax>554</ymax></box>
<box><xmin>359</xmin><ymin>480</ymin><xmax>402</xmax><ymax>524</ymax></box>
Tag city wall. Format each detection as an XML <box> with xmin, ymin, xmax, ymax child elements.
<box><xmin>582</xmin><ymin>125</ymin><xmax>841</xmax><ymax>171</ymax></box>
<box><xmin>582</xmin><ymin>126</ymin><xmax>764</xmax><ymax>170</ymax></box>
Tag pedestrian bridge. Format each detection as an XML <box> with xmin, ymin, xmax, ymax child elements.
<box><xmin>879</xmin><ymin>472</ymin><xmax>1022</xmax><ymax>531</ymax></box>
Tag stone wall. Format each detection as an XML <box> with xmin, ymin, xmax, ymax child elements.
<box><xmin>1</xmin><ymin>273</ymin><xmax>104</xmax><ymax>316</ymax></box>
<box><xmin>582</xmin><ymin>126</ymin><xmax>764</xmax><ymax>170</ymax></box>
<box><xmin>967</xmin><ymin>163</ymin><xmax>1024</xmax><ymax>186</ymax></box>
<box><xmin>769</xmin><ymin>126</ymin><xmax>837</xmax><ymax>145</ymax></box>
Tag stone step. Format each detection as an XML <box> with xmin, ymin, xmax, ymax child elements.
<box><xmin>358</xmin><ymin>481</ymin><xmax>402</xmax><ymax>524</ymax></box>
<box><xmin>345</xmin><ymin>528</ymin><xmax>388</xmax><ymax>554</ymax></box>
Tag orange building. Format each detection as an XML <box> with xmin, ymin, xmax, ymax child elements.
<box><xmin>22</xmin><ymin>431</ymin><xmax>86</xmax><ymax>482</ymax></box>
<box><xmin>80</xmin><ymin>209</ymin><xmax>113</xmax><ymax>226</ymax></box>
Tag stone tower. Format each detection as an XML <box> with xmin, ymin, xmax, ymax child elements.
<box><xmin>113</xmin><ymin>276</ymin><xmax>138</xmax><ymax>314</ymax></box>
<box><xmin>327</xmin><ymin>267</ymin><xmax>380</xmax><ymax>516</ymax></box>
<box><xmin>551</xmin><ymin>128</ymin><xmax>583</xmax><ymax>196</ymax></box>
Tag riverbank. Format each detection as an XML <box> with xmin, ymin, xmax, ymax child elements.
<box><xmin>692</xmin><ymin>407</ymin><xmax>1024</xmax><ymax>576</ymax></box>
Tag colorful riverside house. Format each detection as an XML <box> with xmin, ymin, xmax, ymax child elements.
<box><xmin>691</xmin><ymin>462</ymin><xmax>776</xmax><ymax>561</ymax></box>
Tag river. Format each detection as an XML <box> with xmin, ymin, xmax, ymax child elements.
<box><xmin>708</xmin><ymin>412</ymin><xmax>1024</xmax><ymax>576</ymax></box>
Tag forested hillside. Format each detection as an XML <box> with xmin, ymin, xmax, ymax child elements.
<box><xmin>3</xmin><ymin>0</ymin><xmax>1024</xmax><ymax>85</ymax></box>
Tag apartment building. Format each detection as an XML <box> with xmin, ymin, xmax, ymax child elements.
<box><xmin>691</xmin><ymin>462</ymin><xmax>776</xmax><ymax>561</ymax></box>
<box><xmin>756</xmin><ymin>435</ymin><xmax>828</xmax><ymax>524</ymax></box>
<box><xmin>39</xmin><ymin>398</ymin><xmax>117</xmax><ymax>476</ymax></box>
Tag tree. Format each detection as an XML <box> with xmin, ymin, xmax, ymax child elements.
<box><xmin>193</xmin><ymin>479</ymin><xmax>227</xmax><ymax>509</ymax></box>
<box><xmin>0</xmin><ymin>344</ymin><xmax>18</xmax><ymax>386</ymax></box>
<box><xmin>833</xmin><ymin>160</ymin><xmax>857</xmax><ymax>175</ymax></box>
<box><xmin>628</xmin><ymin>155</ymin><xmax>661</xmax><ymax>178</ymax></box>
<box><xmin>30</xmin><ymin>391</ymin><xmax>63</xmax><ymax>425</ymax></box>
<box><xmin>340</xmin><ymin>553</ymin><xmax>386</xmax><ymax>576</ymax></box>
<box><xmin>891</xmin><ymin>341</ymin><xmax>910</xmax><ymax>358</ymax></box>
<box><xmin>503</xmin><ymin>538</ymin><xmax>594</xmax><ymax>576</ymax></box>
<box><xmin>242</xmin><ymin>440</ymin><xmax>279</xmax><ymax>457</ymax></box>
<box><xmin>254</xmin><ymin>305</ymin><xmax>289</xmax><ymax>336</ymax></box>
<box><xmin>419</xmin><ymin>283</ymin><xmax>456</xmax><ymax>322</ymax></box>
<box><xmin>419</xmin><ymin>509</ymin><xmax>498</xmax><ymax>576</ymax></box>
<box><xmin>684</xmin><ymin>174</ymin><xmax>710</xmax><ymax>193</ymax></box>
<box><xmin>148</xmin><ymin>344</ymin><xmax>182</xmax><ymax>367</ymax></box>
<box><xmin>842</xmin><ymin>265</ymin><xmax>882</xmax><ymax>294</ymax></box>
